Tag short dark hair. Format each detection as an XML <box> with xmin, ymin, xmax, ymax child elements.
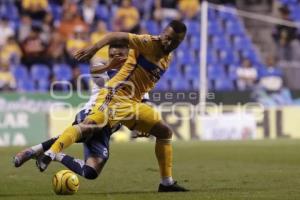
<box><xmin>168</xmin><ymin>20</ymin><xmax>187</xmax><ymax>34</ymax></box>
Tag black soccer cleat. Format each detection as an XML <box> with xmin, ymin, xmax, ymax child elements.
<box><xmin>36</xmin><ymin>154</ymin><xmax>52</xmax><ymax>172</ymax></box>
<box><xmin>158</xmin><ymin>181</ymin><xmax>189</xmax><ymax>192</ymax></box>
<box><xmin>13</xmin><ymin>148</ymin><xmax>35</xmax><ymax>168</ymax></box>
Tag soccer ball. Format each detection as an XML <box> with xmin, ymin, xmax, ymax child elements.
<box><xmin>52</xmin><ymin>170</ymin><xmax>79</xmax><ymax>195</ymax></box>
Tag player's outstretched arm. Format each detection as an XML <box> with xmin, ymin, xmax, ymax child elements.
<box><xmin>74</xmin><ymin>32</ymin><xmax>129</xmax><ymax>62</ymax></box>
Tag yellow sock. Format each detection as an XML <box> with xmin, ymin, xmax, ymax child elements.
<box><xmin>50</xmin><ymin>125</ymin><xmax>81</xmax><ymax>153</ymax></box>
<box><xmin>155</xmin><ymin>139</ymin><xmax>173</xmax><ymax>178</ymax></box>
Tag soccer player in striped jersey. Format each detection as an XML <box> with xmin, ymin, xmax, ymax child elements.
<box><xmin>37</xmin><ymin>20</ymin><xmax>188</xmax><ymax>192</ymax></box>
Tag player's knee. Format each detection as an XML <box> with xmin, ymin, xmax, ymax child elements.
<box><xmin>79</xmin><ymin>119</ymin><xmax>97</xmax><ymax>138</ymax></box>
<box><xmin>150</xmin><ymin>122</ymin><xmax>173</xmax><ymax>139</ymax></box>
<box><xmin>82</xmin><ymin>165</ymin><xmax>99</xmax><ymax>180</ymax></box>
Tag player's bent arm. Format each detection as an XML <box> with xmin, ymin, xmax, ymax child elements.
<box><xmin>90</xmin><ymin>56</ymin><xmax>127</xmax><ymax>74</ymax></box>
<box><xmin>74</xmin><ymin>32</ymin><xmax>129</xmax><ymax>62</ymax></box>
<box><xmin>90</xmin><ymin>63</ymin><xmax>110</xmax><ymax>75</ymax></box>
<box><xmin>94</xmin><ymin>32</ymin><xmax>129</xmax><ymax>50</ymax></box>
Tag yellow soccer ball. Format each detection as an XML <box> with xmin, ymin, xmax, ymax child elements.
<box><xmin>52</xmin><ymin>170</ymin><xmax>79</xmax><ymax>195</ymax></box>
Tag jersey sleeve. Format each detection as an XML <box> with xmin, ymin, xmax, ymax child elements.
<box><xmin>128</xmin><ymin>33</ymin><xmax>156</xmax><ymax>55</ymax></box>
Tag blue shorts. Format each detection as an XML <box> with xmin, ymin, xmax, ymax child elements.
<box><xmin>72</xmin><ymin>109</ymin><xmax>119</xmax><ymax>161</ymax></box>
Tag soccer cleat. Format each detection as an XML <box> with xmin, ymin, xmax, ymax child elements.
<box><xmin>158</xmin><ymin>181</ymin><xmax>189</xmax><ymax>192</ymax></box>
<box><xmin>13</xmin><ymin>148</ymin><xmax>36</xmax><ymax>168</ymax></box>
<box><xmin>36</xmin><ymin>154</ymin><xmax>52</xmax><ymax>172</ymax></box>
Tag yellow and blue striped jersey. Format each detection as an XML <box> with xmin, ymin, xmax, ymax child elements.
<box><xmin>105</xmin><ymin>34</ymin><xmax>171</xmax><ymax>102</ymax></box>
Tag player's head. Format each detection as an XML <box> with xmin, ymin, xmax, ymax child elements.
<box><xmin>108</xmin><ymin>41</ymin><xmax>129</xmax><ymax>60</ymax></box>
<box><xmin>160</xmin><ymin>20</ymin><xmax>187</xmax><ymax>53</ymax></box>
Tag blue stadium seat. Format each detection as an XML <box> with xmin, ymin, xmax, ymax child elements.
<box><xmin>53</xmin><ymin>64</ymin><xmax>72</xmax><ymax>81</ymax></box>
<box><xmin>185</xmin><ymin>20</ymin><xmax>200</xmax><ymax>36</ymax></box>
<box><xmin>11</xmin><ymin>65</ymin><xmax>29</xmax><ymax>81</ymax></box>
<box><xmin>154</xmin><ymin>79</ymin><xmax>169</xmax><ymax>91</ymax></box>
<box><xmin>211</xmin><ymin>36</ymin><xmax>231</xmax><ymax>50</ymax></box>
<box><xmin>218</xmin><ymin>8</ymin><xmax>239</xmax><ymax>21</ymax></box>
<box><xmin>233</xmin><ymin>36</ymin><xmax>252</xmax><ymax>51</ymax></box>
<box><xmin>145</xmin><ymin>20</ymin><xmax>160</xmax><ymax>35</ymax></box>
<box><xmin>96</xmin><ymin>5</ymin><xmax>110</xmax><ymax>21</ymax></box>
<box><xmin>225</xmin><ymin>21</ymin><xmax>245</xmax><ymax>36</ymax></box>
<box><xmin>215</xmin><ymin>78</ymin><xmax>234</xmax><ymax>91</ymax></box>
<box><xmin>49</xmin><ymin>4</ymin><xmax>62</xmax><ymax>22</ymax></box>
<box><xmin>219</xmin><ymin>50</ymin><xmax>239</xmax><ymax>65</ymax></box>
<box><xmin>190</xmin><ymin>35</ymin><xmax>200</xmax><ymax>51</ymax></box>
<box><xmin>176</xmin><ymin>49</ymin><xmax>196</xmax><ymax>65</ymax></box>
<box><xmin>0</xmin><ymin>2</ymin><xmax>18</xmax><ymax>21</ymax></box>
<box><xmin>37</xmin><ymin>80</ymin><xmax>50</xmax><ymax>92</ymax></box>
<box><xmin>31</xmin><ymin>64</ymin><xmax>50</xmax><ymax>81</ymax></box>
<box><xmin>177</xmin><ymin>39</ymin><xmax>189</xmax><ymax>51</ymax></box>
<box><xmin>208</xmin><ymin>7</ymin><xmax>218</xmax><ymax>20</ymax></box>
<box><xmin>163</xmin><ymin>68</ymin><xmax>178</xmax><ymax>79</ymax></box>
<box><xmin>18</xmin><ymin>80</ymin><xmax>35</xmax><ymax>92</ymax></box>
<box><xmin>185</xmin><ymin>64</ymin><xmax>199</xmax><ymax>78</ymax></box>
<box><xmin>79</xmin><ymin>63</ymin><xmax>90</xmax><ymax>76</ymax></box>
<box><xmin>241</xmin><ymin>49</ymin><xmax>261</xmax><ymax>64</ymax></box>
<box><xmin>207</xmin><ymin>64</ymin><xmax>225</xmax><ymax>80</ymax></box>
<box><xmin>206</xmin><ymin>49</ymin><xmax>219</xmax><ymax>65</ymax></box>
<box><xmin>208</xmin><ymin>21</ymin><xmax>223</xmax><ymax>36</ymax></box>
<box><xmin>172</xmin><ymin>75</ymin><xmax>190</xmax><ymax>90</ymax></box>
<box><xmin>228</xmin><ymin>64</ymin><xmax>238</xmax><ymax>80</ymax></box>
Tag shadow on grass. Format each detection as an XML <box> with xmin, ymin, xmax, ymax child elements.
<box><xmin>0</xmin><ymin>188</ymin><xmax>265</xmax><ymax>197</ymax></box>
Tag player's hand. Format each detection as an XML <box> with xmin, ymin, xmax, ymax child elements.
<box><xmin>74</xmin><ymin>46</ymin><xmax>97</xmax><ymax>62</ymax></box>
<box><xmin>107</xmin><ymin>56</ymin><xmax>127</xmax><ymax>69</ymax></box>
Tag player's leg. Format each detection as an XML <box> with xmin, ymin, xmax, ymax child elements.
<box><xmin>13</xmin><ymin>136</ymin><xmax>59</xmax><ymax>167</ymax></box>
<box><xmin>36</xmin><ymin>102</ymin><xmax>109</xmax><ymax>172</ymax></box>
<box><xmin>127</xmin><ymin>103</ymin><xmax>188</xmax><ymax>192</ymax></box>
<box><xmin>14</xmin><ymin>109</ymin><xmax>88</xmax><ymax>167</ymax></box>
<box><xmin>53</xmin><ymin>126</ymin><xmax>111</xmax><ymax>180</ymax></box>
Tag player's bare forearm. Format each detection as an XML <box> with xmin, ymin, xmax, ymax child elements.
<box><xmin>90</xmin><ymin>64</ymin><xmax>109</xmax><ymax>74</ymax></box>
<box><xmin>74</xmin><ymin>32</ymin><xmax>129</xmax><ymax>62</ymax></box>
<box><xmin>90</xmin><ymin>56</ymin><xmax>127</xmax><ymax>74</ymax></box>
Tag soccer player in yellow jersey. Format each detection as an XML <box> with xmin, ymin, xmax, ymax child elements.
<box><xmin>37</xmin><ymin>20</ymin><xmax>188</xmax><ymax>192</ymax></box>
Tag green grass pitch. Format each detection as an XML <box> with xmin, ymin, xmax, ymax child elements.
<box><xmin>1</xmin><ymin>140</ymin><xmax>300</xmax><ymax>200</ymax></box>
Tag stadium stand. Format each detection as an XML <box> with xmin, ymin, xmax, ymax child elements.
<box><xmin>0</xmin><ymin>0</ymin><xmax>289</xmax><ymax>92</ymax></box>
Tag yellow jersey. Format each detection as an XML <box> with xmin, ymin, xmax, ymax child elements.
<box><xmin>105</xmin><ymin>33</ymin><xmax>171</xmax><ymax>102</ymax></box>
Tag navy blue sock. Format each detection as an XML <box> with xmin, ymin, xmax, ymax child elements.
<box><xmin>61</xmin><ymin>155</ymin><xmax>98</xmax><ymax>180</ymax></box>
<box><xmin>41</xmin><ymin>136</ymin><xmax>59</xmax><ymax>151</ymax></box>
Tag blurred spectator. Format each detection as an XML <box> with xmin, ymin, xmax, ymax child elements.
<box><xmin>46</xmin><ymin>31</ymin><xmax>66</xmax><ymax>63</ymax></box>
<box><xmin>58</xmin><ymin>12</ymin><xmax>89</xmax><ymax>39</ymax></box>
<box><xmin>91</xmin><ymin>21</ymin><xmax>109</xmax><ymax>61</ymax></box>
<box><xmin>178</xmin><ymin>0</ymin><xmax>200</xmax><ymax>19</ymax></box>
<box><xmin>154</xmin><ymin>0</ymin><xmax>180</xmax><ymax>21</ymax></box>
<box><xmin>71</xmin><ymin>67</ymin><xmax>89</xmax><ymax>91</ymax></box>
<box><xmin>22</xmin><ymin>0</ymin><xmax>48</xmax><ymax>21</ymax></box>
<box><xmin>258</xmin><ymin>56</ymin><xmax>283</xmax><ymax>92</ymax></box>
<box><xmin>114</xmin><ymin>0</ymin><xmax>140</xmax><ymax>33</ymax></box>
<box><xmin>0</xmin><ymin>37</ymin><xmax>22</xmax><ymax>65</ymax></box>
<box><xmin>0</xmin><ymin>17</ymin><xmax>14</xmax><ymax>46</ymax></box>
<box><xmin>0</xmin><ymin>60</ymin><xmax>16</xmax><ymax>91</ymax></box>
<box><xmin>66</xmin><ymin>26</ymin><xmax>90</xmax><ymax>66</ymax></box>
<box><xmin>40</xmin><ymin>12</ymin><xmax>54</xmax><ymax>44</ymax></box>
<box><xmin>80</xmin><ymin>0</ymin><xmax>97</xmax><ymax>25</ymax></box>
<box><xmin>236</xmin><ymin>58</ymin><xmax>258</xmax><ymax>91</ymax></box>
<box><xmin>21</xmin><ymin>27</ymin><xmax>48</xmax><ymax>68</ymax></box>
<box><xmin>18</xmin><ymin>14</ymin><xmax>32</xmax><ymax>42</ymax></box>
<box><xmin>252</xmin><ymin>55</ymin><xmax>296</xmax><ymax>106</ymax></box>
<box><xmin>272</xmin><ymin>6</ymin><xmax>300</xmax><ymax>61</ymax></box>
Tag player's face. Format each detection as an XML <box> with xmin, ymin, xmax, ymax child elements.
<box><xmin>108</xmin><ymin>47</ymin><xmax>129</xmax><ymax>61</ymax></box>
<box><xmin>160</xmin><ymin>26</ymin><xmax>186</xmax><ymax>53</ymax></box>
